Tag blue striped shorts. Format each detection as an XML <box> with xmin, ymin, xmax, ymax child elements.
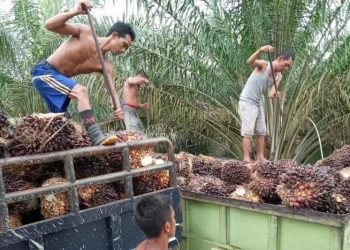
<box><xmin>31</xmin><ymin>60</ymin><xmax>76</xmax><ymax>113</ymax></box>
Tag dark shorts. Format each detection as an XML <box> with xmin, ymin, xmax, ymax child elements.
<box><xmin>31</xmin><ymin>60</ymin><xmax>76</xmax><ymax>113</ymax></box>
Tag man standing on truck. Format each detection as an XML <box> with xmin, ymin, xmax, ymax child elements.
<box><xmin>239</xmin><ymin>45</ymin><xmax>294</xmax><ymax>162</ymax></box>
<box><xmin>31</xmin><ymin>0</ymin><xmax>135</xmax><ymax>146</ymax></box>
<box><xmin>122</xmin><ymin>70</ymin><xmax>150</xmax><ymax>132</ymax></box>
<box><xmin>134</xmin><ymin>194</ymin><xmax>176</xmax><ymax>250</ymax></box>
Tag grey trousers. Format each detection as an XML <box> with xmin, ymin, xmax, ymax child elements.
<box><xmin>122</xmin><ymin>105</ymin><xmax>144</xmax><ymax>132</ymax></box>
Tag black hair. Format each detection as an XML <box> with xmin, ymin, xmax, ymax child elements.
<box><xmin>135</xmin><ymin>194</ymin><xmax>173</xmax><ymax>239</ymax></box>
<box><xmin>278</xmin><ymin>48</ymin><xmax>295</xmax><ymax>61</ymax></box>
<box><xmin>135</xmin><ymin>69</ymin><xmax>149</xmax><ymax>79</ymax></box>
<box><xmin>107</xmin><ymin>21</ymin><xmax>136</xmax><ymax>41</ymax></box>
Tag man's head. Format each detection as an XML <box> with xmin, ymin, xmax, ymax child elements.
<box><xmin>273</xmin><ymin>49</ymin><xmax>295</xmax><ymax>72</ymax></box>
<box><xmin>135</xmin><ymin>194</ymin><xmax>176</xmax><ymax>239</ymax></box>
<box><xmin>106</xmin><ymin>22</ymin><xmax>136</xmax><ymax>55</ymax></box>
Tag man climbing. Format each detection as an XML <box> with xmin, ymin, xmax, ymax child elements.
<box><xmin>122</xmin><ymin>70</ymin><xmax>150</xmax><ymax>132</ymax></box>
<box><xmin>31</xmin><ymin>0</ymin><xmax>135</xmax><ymax>145</ymax></box>
<box><xmin>239</xmin><ymin>45</ymin><xmax>294</xmax><ymax>162</ymax></box>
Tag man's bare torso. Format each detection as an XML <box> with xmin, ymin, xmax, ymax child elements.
<box><xmin>123</xmin><ymin>83</ymin><xmax>140</xmax><ymax>106</ymax></box>
<box><xmin>47</xmin><ymin>24</ymin><xmax>104</xmax><ymax>77</ymax></box>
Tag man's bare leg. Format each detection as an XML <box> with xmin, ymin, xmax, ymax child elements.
<box><xmin>256</xmin><ymin>135</ymin><xmax>267</xmax><ymax>161</ymax></box>
<box><xmin>70</xmin><ymin>84</ymin><xmax>117</xmax><ymax>145</ymax></box>
<box><xmin>243</xmin><ymin>137</ymin><xmax>251</xmax><ymax>162</ymax></box>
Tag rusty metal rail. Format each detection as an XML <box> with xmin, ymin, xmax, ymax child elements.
<box><xmin>0</xmin><ymin>137</ymin><xmax>176</xmax><ymax>230</ymax></box>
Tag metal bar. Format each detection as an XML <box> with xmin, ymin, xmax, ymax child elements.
<box><xmin>4</xmin><ymin>163</ymin><xmax>173</xmax><ymax>203</ymax></box>
<box><xmin>166</xmin><ymin>140</ymin><xmax>177</xmax><ymax>187</ymax></box>
<box><xmin>122</xmin><ymin>148</ymin><xmax>133</xmax><ymax>198</ymax></box>
<box><xmin>64</xmin><ymin>156</ymin><xmax>79</xmax><ymax>213</ymax></box>
<box><xmin>0</xmin><ymin>165</ymin><xmax>9</xmax><ymax>230</ymax></box>
<box><xmin>131</xmin><ymin>163</ymin><xmax>173</xmax><ymax>177</ymax></box>
<box><xmin>5</xmin><ymin>182</ymin><xmax>70</xmax><ymax>204</ymax></box>
<box><xmin>0</xmin><ymin>137</ymin><xmax>172</xmax><ymax>168</ymax></box>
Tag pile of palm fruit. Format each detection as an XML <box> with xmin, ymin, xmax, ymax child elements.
<box><xmin>175</xmin><ymin>147</ymin><xmax>350</xmax><ymax>215</ymax></box>
<box><xmin>0</xmin><ymin>112</ymin><xmax>169</xmax><ymax>229</ymax></box>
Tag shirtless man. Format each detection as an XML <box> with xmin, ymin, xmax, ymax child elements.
<box><xmin>31</xmin><ymin>0</ymin><xmax>134</xmax><ymax>145</ymax></box>
<box><xmin>134</xmin><ymin>194</ymin><xmax>176</xmax><ymax>250</ymax></box>
<box><xmin>239</xmin><ymin>45</ymin><xmax>294</xmax><ymax>162</ymax></box>
<box><xmin>122</xmin><ymin>70</ymin><xmax>149</xmax><ymax>132</ymax></box>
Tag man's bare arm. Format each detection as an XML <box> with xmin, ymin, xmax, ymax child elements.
<box><xmin>247</xmin><ymin>45</ymin><xmax>274</xmax><ymax>69</ymax></box>
<box><xmin>45</xmin><ymin>0</ymin><xmax>91</xmax><ymax>37</ymax></box>
<box><xmin>268</xmin><ymin>74</ymin><xmax>282</xmax><ymax>98</ymax></box>
<box><xmin>125</xmin><ymin>76</ymin><xmax>149</xmax><ymax>86</ymax></box>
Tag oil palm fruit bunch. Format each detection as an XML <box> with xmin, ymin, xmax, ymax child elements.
<box><xmin>255</xmin><ymin>161</ymin><xmax>290</xmax><ymax>179</ymax></box>
<box><xmin>221</xmin><ymin>160</ymin><xmax>251</xmax><ymax>186</ymax></box>
<box><xmin>316</xmin><ymin>145</ymin><xmax>350</xmax><ymax>171</ymax></box>
<box><xmin>200</xmin><ymin>182</ymin><xmax>227</xmax><ymax>197</ymax></box>
<box><xmin>192</xmin><ymin>155</ymin><xmax>222</xmax><ymax>178</ymax></box>
<box><xmin>115</xmin><ymin>131</ymin><xmax>154</xmax><ymax>168</ymax></box>
<box><xmin>188</xmin><ymin>174</ymin><xmax>235</xmax><ymax>196</ymax></box>
<box><xmin>175</xmin><ymin>152</ymin><xmax>193</xmax><ymax>178</ymax></box>
<box><xmin>248</xmin><ymin>161</ymin><xmax>293</xmax><ymax>204</ymax></box>
<box><xmin>40</xmin><ymin>177</ymin><xmax>69</xmax><ymax>219</ymax></box>
<box><xmin>277</xmin><ymin>166</ymin><xmax>338</xmax><ymax>212</ymax></box>
<box><xmin>249</xmin><ymin>177</ymin><xmax>280</xmax><ymax>204</ymax></box>
<box><xmin>177</xmin><ymin>176</ymin><xmax>190</xmax><ymax>191</ymax></box>
<box><xmin>4</xmin><ymin>174</ymin><xmax>39</xmax><ymax>215</ymax></box>
<box><xmin>9</xmin><ymin>113</ymin><xmax>91</xmax><ymax>157</ymax></box>
<box><xmin>133</xmin><ymin>171</ymin><xmax>170</xmax><ymax>195</ymax></box>
<box><xmin>0</xmin><ymin>112</ymin><xmax>9</xmax><ymax>128</ymax></box>
<box><xmin>9</xmin><ymin>213</ymin><xmax>22</xmax><ymax>229</ymax></box>
<box><xmin>229</xmin><ymin>185</ymin><xmax>262</xmax><ymax>202</ymax></box>
<box><xmin>81</xmin><ymin>183</ymin><xmax>119</xmax><ymax>208</ymax></box>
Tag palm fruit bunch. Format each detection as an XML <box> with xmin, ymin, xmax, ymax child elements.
<box><xmin>9</xmin><ymin>213</ymin><xmax>22</xmax><ymax>229</ymax></box>
<box><xmin>187</xmin><ymin>174</ymin><xmax>235</xmax><ymax>196</ymax></box>
<box><xmin>175</xmin><ymin>152</ymin><xmax>193</xmax><ymax>178</ymax></box>
<box><xmin>79</xmin><ymin>183</ymin><xmax>119</xmax><ymax>208</ymax></box>
<box><xmin>316</xmin><ymin>145</ymin><xmax>350</xmax><ymax>171</ymax></box>
<box><xmin>8</xmin><ymin>113</ymin><xmax>91</xmax><ymax>157</ymax></box>
<box><xmin>4</xmin><ymin>174</ymin><xmax>39</xmax><ymax>215</ymax></box>
<box><xmin>249</xmin><ymin>177</ymin><xmax>280</xmax><ymax>203</ymax></box>
<box><xmin>326</xmin><ymin>193</ymin><xmax>350</xmax><ymax>214</ymax></box>
<box><xmin>74</xmin><ymin>155</ymin><xmax>120</xmax><ymax>179</ymax></box>
<box><xmin>338</xmin><ymin>178</ymin><xmax>350</xmax><ymax>200</ymax></box>
<box><xmin>276</xmin><ymin>165</ymin><xmax>348</xmax><ymax>213</ymax></box>
<box><xmin>0</xmin><ymin>112</ymin><xmax>9</xmax><ymax>129</ymax></box>
<box><xmin>40</xmin><ymin>177</ymin><xmax>69</xmax><ymax>219</ymax></box>
<box><xmin>0</xmin><ymin>112</ymin><xmax>15</xmax><ymax>159</ymax></box>
<box><xmin>133</xmin><ymin>171</ymin><xmax>170</xmax><ymax>195</ymax></box>
<box><xmin>249</xmin><ymin>161</ymin><xmax>294</xmax><ymax>204</ymax></box>
<box><xmin>192</xmin><ymin>155</ymin><xmax>222</xmax><ymax>178</ymax></box>
<box><xmin>0</xmin><ymin>112</ymin><xmax>11</xmax><ymax>139</ymax></box>
<box><xmin>229</xmin><ymin>186</ymin><xmax>262</xmax><ymax>202</ymax></box>
<box><xmin>115</xmin><ymin>131</ymin><xmax>154</xmax><ymax>168</ymax></box>
<box><xmin>221</xmin><ymin>160</ymin><xmax>251</xmax><ymax>186</ymax></box>
<box><xmin>78</xmin><ymin>185</ymin><xmax>97</xmax><ymax>204</ymax></box>
<box><xmin>177</xmin><ymin>176</ymin><xmax>190</xmax><ymax>191</ymax></box>
<box><xmin>0</xmin><ymin>213</ymin><xmax>22</xmax><ymax>232</ymax></box>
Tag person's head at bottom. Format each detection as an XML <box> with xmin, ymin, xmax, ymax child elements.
<box><xmin>134</xmin><ymin>194</ymin><xmax>176</xmax><ymax>250</ymax></box>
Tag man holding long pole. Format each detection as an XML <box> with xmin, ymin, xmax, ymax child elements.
<box><xmin>31</xmin><ymin>0</ymin><xmax>136</xmax><ymax>145</ymax></box>
<box><xmin>239</xmin><ymin>45</ymin><xmax>294</xmax><ymax>162</ymax></box>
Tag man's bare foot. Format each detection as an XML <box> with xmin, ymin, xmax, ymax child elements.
<box><xmin>256</xmin><ymin>157</ymin><xmax>268</xmax><ymax>162</ymax></box>
<box><xmin>243</xmin><ymin>158</ymin><xmax>252</xmax><ymax>164</ymax></box>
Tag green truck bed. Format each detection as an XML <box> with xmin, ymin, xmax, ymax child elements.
<box><xmin>181</xmin><ymin>191</ymin><xmax>350</xmax><ymax>250</ymax></box>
